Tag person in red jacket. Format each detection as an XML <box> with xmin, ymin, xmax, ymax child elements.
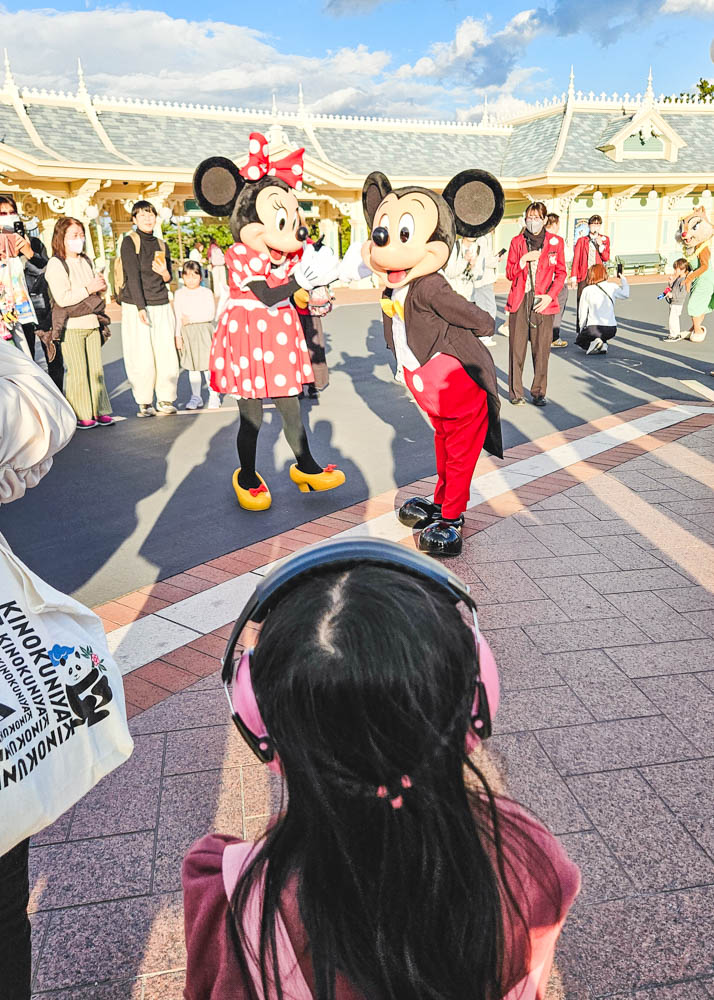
<box><xmin>505</xmin><ymin>202</ymin><xmax>566</xmax><ymax>407</ymax></box>
<box><xmin>569</xmin><ymin>214</ymin><xmax>610</xmax><ymax>331</ymax></box>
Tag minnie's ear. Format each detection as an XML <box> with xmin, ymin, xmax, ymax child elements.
<box><xmin>193</xmin><ymin>157</ymin><xmax>244</xmax><ymax>217</ymax></box>
<box><xmin>442</xmin><ymin>169</ymin><xmax>505</xmax><ymax>238</ymax></box>
<box><xmin>362</xmin><ymin>171</ymin><xmax>392</xmax><ymax>227</ymax></box>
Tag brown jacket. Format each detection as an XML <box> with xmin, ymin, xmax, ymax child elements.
<box><xmin>382</xmin><ymin>272</ymin><xmax>503</xmax><ymax>458</ymax></box>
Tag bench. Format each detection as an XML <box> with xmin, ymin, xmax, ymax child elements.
<box><xmin>613</xmin><ymin>253</ymin><xmax>667</xmax><ymax>275</ymax></box>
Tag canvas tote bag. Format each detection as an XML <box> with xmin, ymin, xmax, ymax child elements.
<box><xmin>0</xmin><ymin>535</ymin><xmax>134</xmax><ymax>854</ymax></box>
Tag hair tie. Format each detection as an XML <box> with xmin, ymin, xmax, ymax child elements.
<box><xmin>376</xmin><ymin>774</ymin><xmax>412</xmax><ymax>810</ymax></box>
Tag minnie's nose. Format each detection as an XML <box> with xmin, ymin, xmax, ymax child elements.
<box><xmin>297</xmin><ymin>226</ymin><xmax>309</xmax><ymax>242</ymax></box>
<box><xmin>372</xmin><ymin>226</ymin><xmax>389</xmax><ymax>247</ymax></box>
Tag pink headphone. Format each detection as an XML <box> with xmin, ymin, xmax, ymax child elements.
<box><xmin>221</xmin><ymin>539</ymin><xmax>500</xmax><ymax>776</ymax></box>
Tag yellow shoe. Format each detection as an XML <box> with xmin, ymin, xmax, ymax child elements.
<box><xmin>232</xmin><ymin>469</ymin><xmax>272</xmax><ymax>511</ymax></box>
<box><xmin>289</xmin><ymin>463</ymin><xmax>346</xmax><ymax>493</ymax></box>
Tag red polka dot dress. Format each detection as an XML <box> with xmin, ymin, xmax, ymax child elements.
<box><xmin>209</xmin><ymin>243</ymin><xmax>314</xmax><ymax>398</ymax></box>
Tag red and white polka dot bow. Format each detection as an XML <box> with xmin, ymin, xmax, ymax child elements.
<box><xmin>240</xmin><ymin>132</ymin><xmax>305</xmax><ymax>189</ymax></box>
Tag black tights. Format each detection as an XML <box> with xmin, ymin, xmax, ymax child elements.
<box><xmin>236</xmin><ymin>397</ymin><xmax>321</xmax><ymax>489</ymax></box>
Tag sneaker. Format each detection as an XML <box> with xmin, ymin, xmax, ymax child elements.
<box><xmin>481</xmin><ymin>336</ymin><xmax>497</xmax><ymax>347</ymax></box>
<box><xmin>95</xmin><ymin>414</ymin><xmax>115</xmax><ymax>426</ymax></box>
<box><xmin>510</xmin><ymin>397</ymin><xmax>526</xmax><ymax>406</ymax></box>
<box><xmin>207</xmin><ymin>394</ymin><xmax>221</xmax><ymax>410</ymax></box>
<box><xmin>532</xmin><ymin>395</ymin><xmax>547</xmax><ymax>407</ymax></box>
<box><xmin>156</xmin><ymin>401</ymin><xmax>177</xmax><ymax>415</ymax></box>
<box><xmin>586</xmin><ymin>338</ymin><xmax>603</xmax><ymax>356</ymax></box>
<box><xmin>137</xmin><ymin>404</ymin><xmax>156</xmax><ymax>418</ymax></box>
<box><xmin>394</xmin><ymin>366</ymin><xmax>406</xmax><ymax>386</ymax></box>
<box><xmin>663</xmin><ymin>333</ymin><xmax>686</xmax><ymax>342</ymax></box>
<box><xmin>598</xmin><ymin>343</ymin><xmax>608</xmax><ymax>353</ymax></box>
<box><xmin>499</xmin><ymin>322</ymin><xmax>509</xmax><ymax>336</ymax></box>
<box><xmin>185</xmin><ymin>395</ymin><xmax>203</xmax><ymax>410</ymax></box>
<box><xmin>76</xmin><ymin>418</ymin><xmax>97</xmax><ymax>429</ymax></box>
<box><xmin>552</xmin><ymin>338</ymin><xmax>568</xmax><ymax>348</ymax></box>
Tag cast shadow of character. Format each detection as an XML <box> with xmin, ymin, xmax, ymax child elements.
<box><xmin>330</xmin><ymin>317</ymin><xmax>435</xmax><ymax>489</ymax></box>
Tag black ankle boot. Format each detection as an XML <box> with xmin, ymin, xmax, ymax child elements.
<box><xmin>397</xmin><ymin>497</ymin><xmax>442</xmax><ymax>528</ymax></box>
<box><xmin>418</xmin><ymin>516</ymin><xmax>464</xmax><ymax>557</ymax></box>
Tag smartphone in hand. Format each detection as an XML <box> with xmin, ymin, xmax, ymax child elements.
<box><xmin>498</xmin><ymin>248</ymin><xmax>507</xmax><ymax>258</ymax></box>
<box><xmin>616</xmin><ymin>263</ymin><xmax>623</xmax><ymax>278</ymax></box>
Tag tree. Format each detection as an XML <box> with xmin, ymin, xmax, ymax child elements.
<box><xmin>161</xmin><ymin>219</ymin><xmax>233</xmax><ymax>263</ymax></box>
<box><xmin>664</xmin><ymin>77</ymin><xmax>714</xmax><ymax>102</ymax></box>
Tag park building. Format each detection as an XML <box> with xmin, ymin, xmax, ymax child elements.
<box><xmin>1</xmin><ymin>56</ymin><xmax>713</xmax><ymax>275</ymax></box>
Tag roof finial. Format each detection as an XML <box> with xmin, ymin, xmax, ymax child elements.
<box><xmin>482</xmin><ymin>93</ymin><xmax>489</xmax><ymax>126</ymax></box>
<box><xmin>297</xmin><ymin>82</ymin><xmax>304</xmax><ymax>115</ymax></box>
<box><xmin>77</xmin><ymin>57</ymin><xmax>88</xmax><ymax>98</ymax></box>
<box><xmin>643</xmin><ymin>65</ymin><xmax>654</xmax><ymax>107</ymax></box>
<box><xmin>3</xmin><ymin>49</ymin><xmax>16</xmax><ymax>93</ymax></box>
<box><xmin>271</xmin><ymin>91</ymin><xmax>278</xmax><ymax>117</ymax></box>
<box><xmin>568</xmin><ymin>65</ymin><xmax>575</xmax><ymax>100</ymax></box>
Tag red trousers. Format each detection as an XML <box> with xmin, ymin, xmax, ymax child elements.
<box><xmin>404</xmin><ymin>354</ymin><xmax>489</xmax><ymax>520</ymax></box>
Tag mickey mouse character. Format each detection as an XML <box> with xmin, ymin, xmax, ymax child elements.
<box><xmin>193</xmin><ymin>134</ymin><xmax>344</xmax><ymax>511</ymax></box>
<box><xmin>360</xmin><ymin>168</ymin><xmax>505</xmax><ymax>556</ymax></box>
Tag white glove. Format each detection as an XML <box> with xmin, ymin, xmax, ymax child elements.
<box><xmin>338</xmin><ymin>241</ymin><xmax>373</xmax><ymax>283</ymax></box>
<box><xmin>294</xmin><ymin>244</ymin><xmax>340</xmax><ymax>290</ymax></box>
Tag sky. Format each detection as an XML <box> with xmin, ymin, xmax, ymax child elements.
<box><xmin>1</xmin><ymin>0</ymin><xmax>713</xmax><ymax>121</ymax></box>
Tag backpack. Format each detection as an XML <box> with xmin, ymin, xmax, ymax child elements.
<box><xmin>113</xmin><ymin>231</ymin><xmax>167</xmax><ymax>303</ymax></box>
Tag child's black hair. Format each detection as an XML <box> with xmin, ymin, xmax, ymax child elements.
<box><xmin>227</xmin><ymin>564</ymin><xmax>560</xmax><ymax>1000</ymax></box>
<box><xmin>181</xmin><ymin>260</ymin><xmax>202</xmax><ymax>277</ymax></box>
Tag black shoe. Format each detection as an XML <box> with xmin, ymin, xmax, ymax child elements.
<box><xmin>418</xmin><ymin>517</ymin><xmax>464</xmax><ymax>557</ymax></box>
<box><xmin>532</xmin><ymin>395</ymin><xmax>547</xmax><ymax>407</ymax></box>
<box><xmin>306</xmin><ymin>384</ymin><xmax>319</xmax><ymax>399</ymax></box>
<box><xmin>510</xmin><ymin>397</ymin><xmax>526</xmax><ymax>406</ymax></box>
<box><xmin>397</xmin><ymin>496</ymin><xmax>442</xmax><ymax>528</ymax></box>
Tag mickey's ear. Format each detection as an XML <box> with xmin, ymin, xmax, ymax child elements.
<box><xmin>362</xmin><ymin>171</ymin><xmax>392</xmax><ymax>227</ymax></box>
<box><xmin>442</xmin><ymin>169</ymin><xmax>504</xmax><ymax>238</ymax></box>
<box><xmin>193</xmin><ymin>157</ymin><xmax>244</xmax><ymax>217</ymax></box>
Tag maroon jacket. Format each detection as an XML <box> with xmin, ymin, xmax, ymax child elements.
<box><xmin>505</xmin><ymin>233</ymin><xmax>566</xmax><ymax>315</ymax></box>
<box><xmin>382</xmin><ymin>272</ymin><xmax>503</xmax><ymax>458</ymax></box>
<box><xmin>182</xmin><ymin>797</ymin><xmax>580</xmax><ymax>999</ymax></box>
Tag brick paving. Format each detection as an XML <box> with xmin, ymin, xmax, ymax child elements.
<box><xmin>27</xmin><ymin>408</ymin><xmax>714</xmax><ymax>999</ymax></box>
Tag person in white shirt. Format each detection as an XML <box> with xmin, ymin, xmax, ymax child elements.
<box><xmin>443</xmin><ymin>236</ymin><xmax>498</xmax><ymax>347</ymax></box>
<box><xmin>576</xmin><ymin>263</ymin><xmax>629</xmax><ymax>355</ymax></box>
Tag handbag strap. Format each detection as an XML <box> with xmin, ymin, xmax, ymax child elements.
<box><xmin>223</xmin><ymin>842</ymin><xmax>313</xmax><ymax>1000</ymax></box>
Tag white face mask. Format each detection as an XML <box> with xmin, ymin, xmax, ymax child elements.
<box><xmin>67</xmin><ymin>237</ymin><xmax>85</xmax><ymax>254</ymax></box>
<box><xmin>525</xmin><ymin>218</ymin><xmax>544</xmax><ymax>235</ymax></box>
<box><xmin>0</xmin><ymin>213</ymin><xmax>20</xmax><ymax>230</ymax></box>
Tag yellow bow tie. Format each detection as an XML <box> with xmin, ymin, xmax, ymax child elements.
<box><xmin>381</xmin><ymin>297</ymin><xmax>405</xmax><ymax>320</ymax></box>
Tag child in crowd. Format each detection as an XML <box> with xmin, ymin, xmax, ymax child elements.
<box><xmin>173</xmin><ymin>261</ymin><xmax>219</xmax><ymax>410</ymax></box>
<box><xmin>576</xmin><ymin>262</ymin><xmax>629</xmax><ymax>355</ymax></box>
<box><xmin>662</xmin><ymin>258</ymin><xmax>691</xmax><ymax>342</ymax></box>
<box><xmin>182</xmin><ymin>548</ymin><xmax>580</xmax><ymax>1000</ymax></box>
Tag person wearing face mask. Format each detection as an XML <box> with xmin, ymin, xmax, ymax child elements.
<box><xmin>0</xmin><ymin>196</ymin><xmax>61</xmax><ymax>384</ymax></box>
<box><xmin>569</xmin><ymin>215</ymin><xmax>610</xmax><ymax>332</ymax></box>
<box><xmin>45</xmin><ymin>217</ymin><xmax>114</xmax><ymax>429</ymax></box>
<box><xmin>505</xmin><ymin>202</ymin><xmax>566</xmax><ymax>407</ymax></box>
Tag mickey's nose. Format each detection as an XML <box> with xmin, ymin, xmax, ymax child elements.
<box><xmin>372</xmin><ymin>226</ymin><xmax>389</xmax><ymax>247</ymax></box>
<box><xmin>297</xmin><ymin>225</ymin><xmax>309</xmax><ymax>242</ymax></box>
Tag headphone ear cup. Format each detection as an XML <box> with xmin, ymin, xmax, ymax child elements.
<box><xmin>232</xmin><ymin>650</ymin><xmax>281</xmax><ymax>772</ymax></box>
<box><xmin>465</xmin><ymin>633</ymin><xmax>500</xmax><ymax>752</ymax></box>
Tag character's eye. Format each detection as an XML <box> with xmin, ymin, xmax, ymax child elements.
<box><xmin>378</xmin><ymin>213</ymin><xmax>390</xmax><ymax>232</ymax></box>
<box><xmin>398</xmin><ymin>214</ymin><xmax>415</xmax><ymax>244</ymax></box>
<box><xmin>276</xmin><ymin>208</ymin><xmax>288</xmax><ymax>231</ymax></box>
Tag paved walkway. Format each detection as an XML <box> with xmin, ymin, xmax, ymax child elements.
<box><xmin>28</xmin><ymin>400</ymin><xmax>714</xmax><ymax>999</ymax></box>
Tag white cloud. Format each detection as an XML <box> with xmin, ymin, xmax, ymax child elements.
<box><xmin>0</xmin><ymin>6</ymin><xmax>552</xmax><ymax>121</ymax></box>
<box><xmin>660</xmin><ymin>0</ymin><xmax>714</xmax><ymax>9</ymax></box>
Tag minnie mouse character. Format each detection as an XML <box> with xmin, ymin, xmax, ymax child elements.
<box><xmin>193</xmin><ymin>135</ymin><xmax>344</xmax><ymax>511</ymax></box>
<box><xmin>358</xmin><ymin>168</ymin><xmax>505</xmax><ymax>556</ymax></box>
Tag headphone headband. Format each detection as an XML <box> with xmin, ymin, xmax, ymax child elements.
<box><xmin>221</xmin><ymin>539</ymin><xmax>495</xmax><ymax>769</ymax></box>
<box><xmin>221</xmin><ymin>538</ymin><xmax>475</xmax><ymax>685</ymax></box>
